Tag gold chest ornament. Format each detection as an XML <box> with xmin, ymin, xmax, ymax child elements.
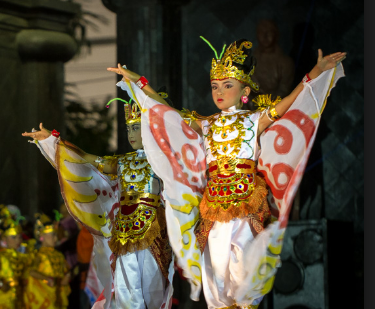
<box><xmin>118</xmin><ymin>152</ymin><xmax>152</xmax><ymax>193</ymax></box>
<box><xmin>205</xmin><ymin>111</ymin><xmax>255</xmax><ymax>160</ymax></box>
<box><xmin>109</xmin><ymin>152</ymin><xmax>164</xmax><ymax>256</ymax></box>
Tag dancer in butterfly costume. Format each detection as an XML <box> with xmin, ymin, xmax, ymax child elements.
<box><xmin>26</xmin><ymin>213</ymin><xmax>71</xmax><ymax>309</ymax></box>
<box><xmin>21</xmin><ymin>92</ymin><xmax>174</xmax><ymax>309</ymax></box>
<box><xmin>0</xmin><ymin>204</ymin><xmax>30</xmax><ymax>309</ymax></box>
<box><xmin>108</xmin><ymin>37</ymin><xmax>346</xmax><ymax>309</ymax></box>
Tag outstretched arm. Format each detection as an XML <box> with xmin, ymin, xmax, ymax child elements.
<box><xmin>22</xmin><ymin>123</ymin><xmax>117</xmax><ymax>174</ymax></box>
<box><xmin>107</xmin><ymin>64</ymin><xmax>171</xmax><ymax>106</ymax></box>
<box><xmin>107</xmin><ymin>64</ymin><xmax>203</xmax><ymax>133</ymax></box>
<box><xmin>258</xmin><ymin>49</ymin><xmax>346</xmax><ymax>135</ymax></box>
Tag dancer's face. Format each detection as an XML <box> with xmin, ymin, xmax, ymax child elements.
<box><xmin>3</xmin><ymin>234</ymin><xmax>22</xmax><ymax>249</ymax></box>
<box><xmin>211</xmin><ymin>79</ymin><xmax>250</xmax><ymax>111</ymax></box>
<box><xmin>41</xmin><ymin>231</ymin><xmax>57</xmax><ymax>247</ymax></box>
<box><xmin>127</xmin><ymin>123</ymin><xmax>143</xmax><ymax>150</ymax></box>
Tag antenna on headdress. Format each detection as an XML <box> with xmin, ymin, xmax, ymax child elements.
<box><xmin>105</xmin><ymin>81</ymin><xmax>142</xmax><ymax>113</ymax></box>
<box><xmin>106</xmin><ymin>97</ymin><xmax>131</xmax><ymax>108</ymax></box>
<box><xmin>219</xmin><ymin>44</ymin><xmax>227</xmax><ymax>59</ymax></box>
<box><xmin>106</xmin><ymin>97</ymin><xmax>134</xmax><ymax>120</ymax></box>
<box><xmin>53</xmin><ymin>209</ymin><xmax>63</xmax><ymax>222</ymax></box>
<box><xmin>200</xmin><ymin>36</ymin><xmax>226</xmax><ymax>60</ymax></box>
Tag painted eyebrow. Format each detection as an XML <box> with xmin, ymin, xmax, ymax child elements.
<box><xmin>127</xmin><ymin>125</ymin><xmax>139</xmax><ymax>130</ymax></box>
<box><xmin>211</xmin><ymin>81</ymin><xmax>233</xmax><ymax>86</ymax></box>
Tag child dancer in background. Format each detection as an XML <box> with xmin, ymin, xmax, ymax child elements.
<box><xmin>22</xmin><ymin>92</ymin><xmax>174</xmax><ymax>309</ymax></box>
<box><xmin>0</xmin><ymin>204</ymin><xmax>30</xmax><ymax>309</ymax></box>
<box><xmin>26</xmin><ymin>213</ymin><xmax>71</xmax><ymax>309</ymax></box>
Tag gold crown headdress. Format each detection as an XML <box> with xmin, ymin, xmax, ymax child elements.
<box><xmin>201</xmin><ymin>36</ymin><xmax>259</xmax><ymax>91</ymax></box>
<box><xmin>34</xmin><ymin>213</ymin><xmax>55</xmax><ymax>239</ymax></box>
<box><xmin>124</xmin><ymin>100</ymin><xmax>141</xmax><ymax>124</ymax></box>
<box><xmin>106</xmin><ymin>97</ymin><xmax>141</xmax><ymax>124</ymax></box>
<box><xmin>106</xmin><ymin>77</ymin><xmax>144</xmax><ymax>124</ymax></box>
<box><xmin>106</xmin><ymin>84</ymin><xmax>170</xmax><ymax>124</ymax></box>
<box><xmin>0</xmin><ymin>204</ymin><xmax>23</xmax><ymax>237</ymax></box>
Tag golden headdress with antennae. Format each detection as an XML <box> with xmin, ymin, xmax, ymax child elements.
<box><xmin>34</xmin><ymin>213</ymin><xmax>55</xmax><ymax>239</ymax></box>
<box><xmin>201</xmin><ymin>36</ymin><xmax>259</xmax><ymax>92</ymax></box>
<box><xmin>106</xmin><ymin>86</ymin><xmax>171</xmax><ymax>124</ymax></box>
<box><xmin>124</xmin><ymin>88</ymin><xmax>170</xmax><ymax>124</ymax></box>
<box><xmin>106</xmin><ymin>97</ymin><xmax>141</xmax><ymax>124</ymax></box>
<box><xmin>0</xmin><ymin>204</ymin><xmax>22</xmax><ymax>237</ymax></box>
<box><xmin>124</xmin><ymin>100</ymin><xmax>141</xmax><ymax>124</ymax></box>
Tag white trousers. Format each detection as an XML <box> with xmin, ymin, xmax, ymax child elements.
<box><xmin>114</xmin><ymin>249</ymin><xmax>166</xmax><ymax>309</ymax></box>
<box><xmin>202</xmin><ymin>218</ymin><xmax>263</xmax><ymax>309</ymax></box>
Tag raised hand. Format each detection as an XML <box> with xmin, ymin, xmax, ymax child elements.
<box><xmin>317</xmin><ymin>49</ymin><xmax>347</xmax><ymax>72</ymax></box>
<box><xmin>106</xmin><ymin>63</ymin><xmax>141</xmax><ymax>83</ymax></box>
<box><xmin>21</xmin><ymin>123</ymin><xmax>51</xmax><ymax>141</ymax></box>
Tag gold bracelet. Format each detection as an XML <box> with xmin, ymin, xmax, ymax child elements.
<box><xmin>268</xmin><ymin>107</ymin><xmax>281</xmax><ymax>121</ymax></box>
<box><xmin>97</xmin><ymin>163</ymin><xmax>104</xmax><ymax>173</ymax></box>
<box><xmin>266</xmin><ymin>108</ymin><xmax>274</xmax><ymax>122</ymax></box>
<box><xmin>95</xmin><ymin>156</ymin><xmax>105</xmax><ymax>173</ymax></box>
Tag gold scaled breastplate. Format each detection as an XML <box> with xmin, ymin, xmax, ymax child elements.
<box><xmin>113</xmin><ymin>193</ymin><xmax>160</xmax><ymax>245</ymax></box>
<box><xmin>109</xmin><ymin>152</ymin><xmax>165</xmax><ymax>256</ymax></box>
<box><xmin>118</xmin><ymin>152</ymin><xmax>152</xmax><ymax>193</ymax></box>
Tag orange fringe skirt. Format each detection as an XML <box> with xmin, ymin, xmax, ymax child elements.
<box><xmin>195</xmin><ymin>173</ymin><xmax>272</xmax><ymax>253</ymax></box>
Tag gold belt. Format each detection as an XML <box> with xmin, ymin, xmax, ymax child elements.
<box><xmin>208</xmin><ymin>158</ymin><xmax>256</xmax><ymax>177</ymax></box>
<box><xmin>120</xmin><ymin>192</ymin><xmax>161</xmax><ymax>207</ymax></box>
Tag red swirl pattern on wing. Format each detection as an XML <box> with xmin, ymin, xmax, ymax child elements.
<box><xmin>267</xmin><ymin>125</ymin><xmax>293</xmax><ymax>155</ymax></box>
<box><xmin>149</xmin><ymin>105</ymin><xmax>205</xmax><ymax>194</ymax></box>
<box><xmin>266</xmin><ymin>163</ymin><xmax>295</xmax><ymax>200</ymax></box>
<box><xmin>258</xmin><ymin>109</ymin><xmax>316</xmax><ymax>206</ymax></box>
<box><xmin>182</xmin><ymin>120</ymin><xmax>198</xmax><ymax>140</ymax></box>
<box><xmin>282</xmin><ymin>109</ymin><xmax>315</xmax><ymax>147</ymax></box>
<box><xmin>182</xmin><ymin>144</ymin><xmax>203</xmax><ymax>173</ymax></box>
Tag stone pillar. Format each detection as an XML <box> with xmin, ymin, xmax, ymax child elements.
<box><xmin>102</xmin><ymin>0</ymin><xmax>189</xmax><ymax>154</ymax></box>
<box><xmin>0</xmin><ymin>0</ymin><xmax>79</xmax><ymax>218</ymax></box>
